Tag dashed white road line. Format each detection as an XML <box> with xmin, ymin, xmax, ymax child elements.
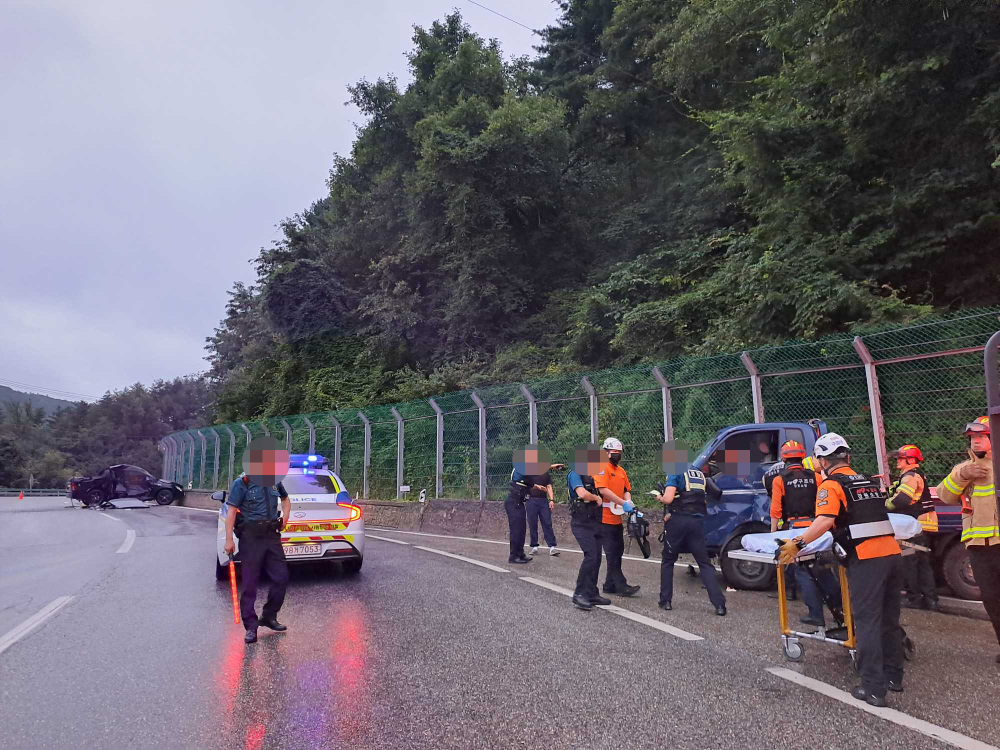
<box><xmin>368</xmin><ymin>527</ymin><xmax>720</xmax><ymax>570</ymax></box>
<box><xmin>367</xmin><ymin>534</ymin><xmax>410</xmax><ymax>545</ymax></box>
<box><xmin>0</xmin><ymin>597</ymin><xmax>75</xmax><ymax>656</ymax></box>
<box><xmin>94</xmin><ymin>512</ymin><xmax>124</xmax><ymax>523</ymax></box>
<box><xmin>519</xmin><ymin>577</ymin><xmax>703</xmax><ymax>641</ymax></box>
<box><xmin>413</xmin><ymin>546</ymin><xmax>510</xmax><ymax>573</ymax></box>
<box><xmin>168</xmin><ymin>506</ymin><xmax>217</xmax><ymax>514</ymax></box>
<box><xmin>116</xmin><ymin>529</ymin><xmax>136</xmax><ymax>554</ymax></box>
<box><xmin>766</xmin><ymin>668</ymin><xmax>998</xmax><ymax>750</ymax></box>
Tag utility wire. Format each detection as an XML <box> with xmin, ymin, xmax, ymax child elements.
<box><xmin>0</xmin><ymin>378</ymin><xmax>99</xmax><ymax>401</ymax></box>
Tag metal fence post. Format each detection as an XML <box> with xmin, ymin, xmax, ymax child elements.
<box><xmin>197</xmin><ymin>431</ymin><xmax>207</xmax><ymax>489</ymax></box>
<box><xmin>166</xmin><ymin>436</ymin><xmax>177</xmax><ymax>482</ymax></box>
<box><xmin>280</xmin><ymin>419</ymin><xmax>292</xmax><ymax>451</ymax></box>
<box><xmin>984</xmin><ymin>330</ymin><xmax>1000</xmax><ymax>518</ymax></box>
<box><xmin>162</xmin><ymin>438</ymin><xmax>172</xmax><ymax>481</ymax></box>
<box><xmin>741</xmin><ymin>352</ymin><xmax>765</xmax><ymax>424</ymax></box>
<box><xmin>175</xmin><ymin>436</ymin><xmax>184</xmax><ymax>484</ymax></box>
<box><xmin>652</xmin><ymin>367</ymin><xmax>673</xmax><ymax>442</ymax></box>
<box><xmin>853</xmin><ymin>336</ymin><xmax>890</xmax><ymax>481</ymax></box>
<box><xmin>223</xmin><ymin>426</ymin><xmax>236</xmax><ymax>487</ymax></box>
<box><xmin>391</xmin><ymin>408</ymin><xmax>405</xmax><ymax>499</ymax></box>
<box><xmin>581</xmin><ymin>377</ymin><xmax>598</xmax><ymax>443</ymax></box>
<box><xmin>519</xmin><ymin>385</ymin><xmax>538</xmax><ymax>444</ymax></box>
<box><xmin>260</xmin><ymin>421</ymin><xmax>270</xmax><ymax>437</ymax></box>
<box><xmin>329</xmin><ymin>417</ymin><xmax>342</xmax><ymax>475</ymax></box>
<box><xmin>470</xmin><ymin>391</ymin><xmax>487</xmax><ymax>501</ymax></box>
<box><xmin>240</xmin><ymin>423</ymin><xmax>252</xmax><ymax>445</ymax></box>
<box><xmin>429</xmin><ymin>398</ymin><xmax>444</xmax><ymax>498</ymax></box>
<box><xmin>303</xmin><ymin>416</ymin><xmax>315</xmax><ymax>455</ymax></box>
<box><xmin>358</xmin><ymin>412</ymin><xmax>371</xmax><ymax>500</ymax></box>
<box><xmin>158</xmin><ymin>441</ymin><xmax>168</xmax><ymax>480</ymax></box>
<box><xmin>185</xmin><ymin>433</ymin><xmax>195</xmax><ymax>487</ymax></box>
<box><xmin>209</xmin><ymin>428</ymin><xmax>220</xmax><ymax>489</ymax></box>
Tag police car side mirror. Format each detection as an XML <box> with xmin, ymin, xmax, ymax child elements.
<box><xmin>211</xmin><ymin>490</ymin><xmax>227</xmax><ymax>503</ymax></box>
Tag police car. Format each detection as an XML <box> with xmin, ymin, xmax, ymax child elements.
<box><xmin>213</xmin><ymin>454</ymin><xmax>365</xmax><ymax>580</ymax></box>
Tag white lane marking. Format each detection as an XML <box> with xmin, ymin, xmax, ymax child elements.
<box><xmin>116</xmin><ymin>529</ymin><xmax>136</xmax><ymax>554</ymax></box>
<box><xmin>167</xmin><ymin>506</ymin><xmax>218</xmax><ymax>514</ymax></box>
<box><xmin>0</xmin><ymin>597</ymin><xmax>75</xmax><ymax>656</ymax></box>
<box><xmin>520</xmin><ymin>577</ymin><xmax>574</xmax><ymax>597</ymax></box>
<box><xmin>766</xmin><ymin>668</ymin><xmax>999</xmax><ymax>750</ymax></box>
<box><xmin>367</xmin><ymin>534</ymin><xmax>409</xmax><ymax>545</ymax></box>
<box><xmin>520</xmin><ymin>577</ymin><xmax>703</xmax><ymax>641</ymax></box>
<box><xmin>413</xmin><ymin>546</ymin><xmax>510</xmax><ymax>573</ymax></box>
<box><xmin>603</xmin><ymin>604</ymin><xmax>703</xmax><ymax>641</ymax></box>
<box><xmin>369</xmin><ymin>527</ymin><xmax>720</xmax><ymax>571</ymax></box>
<box><xmin>94</xmin><ymin>512</ymin><xmax>124</xmax><ymax>523</ymax></box>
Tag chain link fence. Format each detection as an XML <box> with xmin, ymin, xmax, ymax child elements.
<box><xmin>162</xmin><ymin>309</ymin><xmax>1000</xmax><ymax>501</ymax></box>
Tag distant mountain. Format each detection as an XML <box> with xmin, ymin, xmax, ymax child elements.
<box><xmin>0</xmin><ymin>385</ymin><xmax>79</xmax><ymax>415</ymax></box>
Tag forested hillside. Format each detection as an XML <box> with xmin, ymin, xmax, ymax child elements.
<box><xmin>206</xmin><ymin>1</ymin><xmax>1000</xmax><ymax>422</ymax></box>
<box><xmin>0</xmin><ymin>378</ymin><xmax>214</xmax><ymax>487</ymax></box>
<box><xmin>0</xmin><ymin>385</ymin><xmax>75</xmax><ymax>416</ymax></box>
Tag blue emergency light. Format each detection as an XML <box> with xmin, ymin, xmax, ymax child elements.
<box><xmin>290</xmin><ymin>453</ymin><xmax>329</xmax><ymax>468</ymax></box>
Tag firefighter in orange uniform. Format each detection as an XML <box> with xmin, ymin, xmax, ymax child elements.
<box><xmin>885</xmin><ymin>445</ymin><xmax>939</xmax><ymax>611</ymax></box>
<box><xmin>593</xmin><ymin>437</ymin><xmax>640</xmax><ymax>598</ymax></box>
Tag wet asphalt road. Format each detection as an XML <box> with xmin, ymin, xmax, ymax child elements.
<box><xmin>1</xmin><ymin>497</ymin><xmax>997</xmax><ymax>750</ymax></box>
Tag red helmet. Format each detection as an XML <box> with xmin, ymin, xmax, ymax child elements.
<box><xmin>889</xmin><ymin>444</ymin><xmax>923</xmax><ymax>462</ymax></box>
<box><xmin>964</xmin><ymin>416</ymin><xmax>990</xmax><ymax>436</ymax></box>
<box><xmin>780</xmin><ymin>440</ymin><xmax>807</xmax><ymax>460</ymax></box>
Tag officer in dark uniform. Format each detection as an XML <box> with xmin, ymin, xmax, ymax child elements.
<box><xmin>507</xmin><ymin>446</ymin><xmax>551</xmax><ymax>564</ymax></box>
<box><xmin>655</xmin><ymin>465</ymin><xmax>727</xmax><ymax>615</ymax></box>
<box><xmin>567</xmin><ymin>446</ymin><xmax>611</xmax><ymax>610</ymax></box>
<box><xmin>224</xmin><ymin>472</ymin><xmax>291</xmax><ymax>643</ymax></box>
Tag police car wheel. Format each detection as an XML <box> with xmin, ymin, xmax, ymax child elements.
<box><xmin>342</xmin><ymin>558</ymin><xmax>363</xmax><ymax>574</ymax></box>
<box><xmin>155</xmin><ymin>489</ymin><xmax>174</xmax><ymax>505</ymax></box>
<box><xmin>215</xmin><ymin>556</ymin><xmax>228</xmax><ymax>581</ymax></box>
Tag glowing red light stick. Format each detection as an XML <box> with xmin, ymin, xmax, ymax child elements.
<box><xmin>228</xmin><ymin>555</ymin><xmax>240</xmax><ymax>624</ymax></box>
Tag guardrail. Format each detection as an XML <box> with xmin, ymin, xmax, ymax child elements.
<box><xmin>0</xmin><ymin>488</ymin><xmax>66</xmax><ymax>496</ymax></box>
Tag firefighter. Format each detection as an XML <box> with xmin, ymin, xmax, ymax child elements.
<box><xmin>594</xmin><ymin>437</ymin><xmax>640</xmax><ymax>597</ymax></box>
<box><xmin>769</xmin><ymin>440</ymin><xmax>840</xmax><ymax>626</ymax></box>
<box><xmin>885</xmin><ymin>445</ymin><xmax>939</xmax><ymax>611</ymax></box>
<box><xmin>779</xmin><ymin>433</ymin><xmax>903</xmax><ymax>706</ymax></box>
<box><xmin>935</xmin><ymin>417</ymin><xmax>1000</xmax><ymax>662</ymax></box>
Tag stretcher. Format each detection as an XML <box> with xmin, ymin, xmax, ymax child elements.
<box><xmin>731</xmin><ymin>514</ymin><xmax>922</xmax><ymax>665</ymax></box>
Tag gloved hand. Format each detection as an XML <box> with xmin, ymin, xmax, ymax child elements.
<box><xmin>885</xmin><ymin>497</ymin><xmax>895</xmax><ymax>510</ymax></box>
<box><xmin>777</xmin><ymin>538</ymin><xmax>800</xmax><ymax>566</ymax></box>
<box><xmin>958</xmin><ymin>462</ymin><xmax>990</xmax><ymax>482</ymax></box>
<box><xmin>622</xmin><ymin>500</ymin><xmax>635</xmax><ymax>513</ymax></box>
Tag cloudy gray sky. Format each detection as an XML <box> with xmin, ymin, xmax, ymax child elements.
<box><xmin>1</xmin><ymin>0</ymin><xmax>559</xmax><ymax>402</ymax></box>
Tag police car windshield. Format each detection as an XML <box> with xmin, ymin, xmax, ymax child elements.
<box><xmin>282</xmin><ymin>474</ymin><xmax>338</xmax><ymax>495</ymax></box>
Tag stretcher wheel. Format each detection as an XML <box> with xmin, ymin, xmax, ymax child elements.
<box><xmin>903</xmin><ymin>635</ymin><xmax>915</xmax><ymax>661</ymax></box>
<box><xmin>783</xmin><ymin>639</ymin><xmax>804</xmax><ymax>662</ymax></box>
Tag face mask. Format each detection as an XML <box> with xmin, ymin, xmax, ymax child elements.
<box><xmin>973</xmin><ymin>450</ymin><xmax>988</xmax><ymax>459</ymax></box>
<box><xmin>609</xmin><ymin>454</ymin><xmax>622</xmax><ymax>466</ymax></box>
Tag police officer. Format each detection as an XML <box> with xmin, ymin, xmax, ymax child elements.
<box><xmin>769</xmin><ymin>440</ymin><xmax>840</xmax><ymax>626</ymax></box>
<box><xmin>224</xmin><ymin>472</ymin><xmax>291</xmax><ymax>644</ymax></box>
<box><xmin>886</xmin><ymin>444</ymin><xmax>939</xmax><ymax>611</ymax></box>
<box><xmin>654</xmin><ymin>464</ymin><xmax>727</xmax><ymax>615</ymax></box>
<box><xmin>594</xmin><ymin>437</ymin><xmax>640</xmax><ymax>597</ymax></box>
<box><xmin>567</xmin><ymin>445</ymin><xmax>618</xmax><ymax>610</ymax></box>
<box><xmin>779</xmin><ymin>433</ymin><xmax>903</xmax><ymax>706</ymax></box>
<box><xmin>507</xmin><ymin>446</ymin><xmax>547</xmax><ymax>564</ymax></box>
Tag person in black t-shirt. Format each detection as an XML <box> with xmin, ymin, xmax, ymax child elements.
<box><xmin>526</xmin><ymin>470</ymin><xmax>559</xmax><ymax>556</ymax></box>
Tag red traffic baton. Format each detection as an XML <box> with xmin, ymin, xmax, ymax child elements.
<box><xmin>228</xmin><ymin>554</ymin><xmax>240</xmax><ymax>624</ymax></box>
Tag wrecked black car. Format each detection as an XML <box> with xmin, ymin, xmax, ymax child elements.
<box><xmin>68</xmin><ymin>464</ymin><xmax>184</xmax><ymax>507</ymax></box>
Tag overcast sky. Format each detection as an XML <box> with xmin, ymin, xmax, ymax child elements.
<box><xmin>0</xmin><ymin>0</ymin><xmax>560</xmax><ymax>402</ymax></box>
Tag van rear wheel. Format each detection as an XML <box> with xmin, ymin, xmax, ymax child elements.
<box><xmin>942</xmin><ymin>543</ymin><xmax>980</xmax><ymax>600</ymax></box>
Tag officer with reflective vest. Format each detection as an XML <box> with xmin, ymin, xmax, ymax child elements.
<box><xmin>886</xmin><ymin>444</ymin><xmax>939</xmax><ymax>611</ymax></box>
<box><xmin>567</xmin><ymin>446</ymin><xmax>615</xmax><ymax>610</ymax></box>
<box><xmin>594</xmin><ymin>437</ymin><xmax>640</xmax><ymax>597</ymax></box>
<box><xmin>935</xmin><ymin>417</ymin><xmax>1000</xmax><ymax>663</ymax></box>
<box><xmin>507</xmin><ymin>447</ymin><xmax>548</xmax><ymax>565</ymax></box>
<box><xmin>654</xmin><ymin>465</ymin><xmax>727</xmax><ymax>615</ymax></box>
<box><xmin>778</xmin><ymin>433</ymin><xmax>903</xmax><ymax>706</ymax></box>
<box><xmin>769</xmin><ymin>440</ymin><xmax>841</xmax><ymax>627</ymax></box>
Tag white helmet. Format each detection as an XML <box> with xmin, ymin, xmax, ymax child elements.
<box><xmin>602</xmin><ymin>437</ymin><xmax>624</xmax><ymax>452</ymax></box>
<box><xmin>814</xmin><ymin>432</ymin><xmax>850</xmax><ymax>458</ymax></box>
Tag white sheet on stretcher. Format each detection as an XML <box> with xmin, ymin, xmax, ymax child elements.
<box><xmin>741</xmin><ymin>514</ymin><xmax>922</xmax><ymax>556</ymax></box>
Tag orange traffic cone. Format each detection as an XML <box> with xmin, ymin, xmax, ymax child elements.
<box><xmin>18</xmin><ymin>490</ymin><xmax>24</xmax><ymax>500</ymax></box>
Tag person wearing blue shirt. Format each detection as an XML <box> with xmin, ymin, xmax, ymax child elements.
<box><xmin>653</xmin><ymin>467</ymin><xmax>727</xmax><ymax>616</ymax></box>
<box><xmin>224</xmin><ymin>473</ymin><xmax>290</xmax><ymax>643</ymax></box>
<box><xmin>567</xmin><ymin>446</ymin><xmax>620</xmax><ymax>610</ymax></box>
<box><xmin>506</xmin><ymin>455</ymin><xmax>538</xmax><ymax>564</ymax></box>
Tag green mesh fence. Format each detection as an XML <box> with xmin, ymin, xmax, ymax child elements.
<box><xmin>165</xmin><ymin>309</ymin><xmax>1000</xmax><ymax>501</ymax></box>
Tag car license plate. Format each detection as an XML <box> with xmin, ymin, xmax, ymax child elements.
<box><xmin>283</xmin><ymin>544</ymin><xmax>322</xmax><ymax>557</ymax></box>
